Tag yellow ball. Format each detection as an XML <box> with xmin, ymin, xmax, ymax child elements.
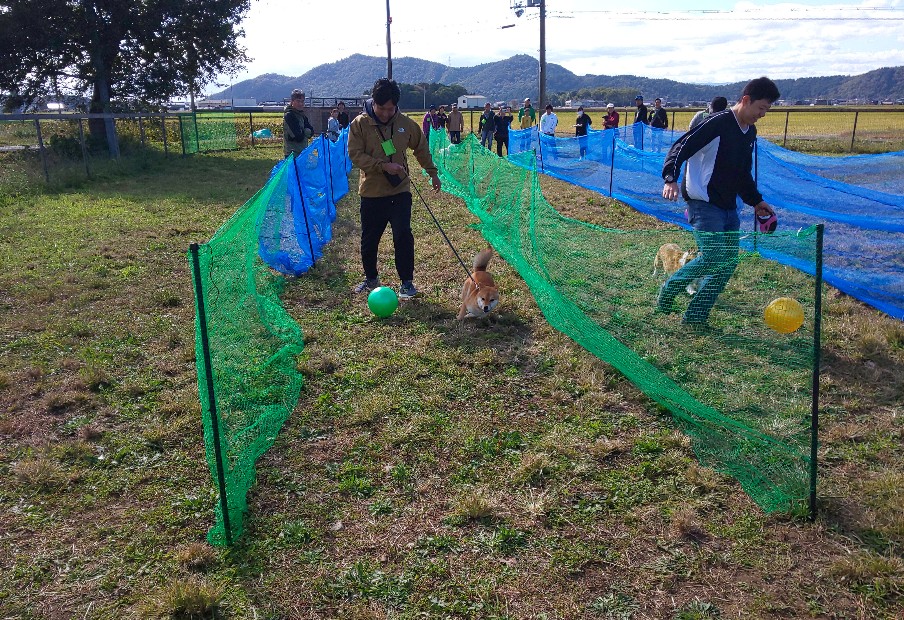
<box><xmin>764</xmin><ymin>297</ymin><xmax>805</xmax><ymax>334</ymax></box>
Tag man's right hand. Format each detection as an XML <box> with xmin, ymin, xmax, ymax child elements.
<box><xmin>383</xmin><ymin>162</ymin><xmax>405</xmax><ymax>176</ymax></box>
<box><xmin>662</xmin><ymin>181</ymin><xmax>680</xmax><ymax>201</ymax></box>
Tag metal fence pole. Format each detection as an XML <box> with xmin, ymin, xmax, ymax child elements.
<box><xmin>782</xmin><ymin>111</ymin><xmax>790</xmax><ymax>148</ymax></box>
<box><xmin>249</xmin><ymin>112</ymin><xmax>255</xmax><ymax>148</ymax></box>
<box><xmin>188</xmin><ymin>242</ymin><xmax>233</xmax><ymax>545</ymax></box>
<box><xmin>34</xmin><ymin>118</ymin><xmax>50</xmax><ymax>183</ymax></box>
<box><xmin>849</xmin><ymin>110</ymin><xmax>859</xmax><ymax>153</ymax></box>
<box><xmin>162</xmin><ymin>114</ymin><xmax>169</xmax><ymax>157</ymax></box>
<box><xmin>808</xmin><ymin>223</ymin><xmax>824</xmax><ymax>521</ymax></box>
<box><xmin>78</xmin><ymin>118</ymin><xmax>90</xmax><ymax>178</ymax></box>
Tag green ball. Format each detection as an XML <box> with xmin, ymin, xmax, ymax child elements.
<box><xmin>367</xmin><ymin>286</ymin><xmax>398</xmax><ymax>318</ymax></box>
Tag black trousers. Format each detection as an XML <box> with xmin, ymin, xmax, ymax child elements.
<box><xmin>496</xmin><ymin>135</ymin><xmax>509</xmax><ymax>156</ymax></box>
<box><xmin>360</xmin><ymin>192</ymin><xmax>414</xmax><ymax>282</ymax></box>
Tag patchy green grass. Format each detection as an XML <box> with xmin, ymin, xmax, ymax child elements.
<box><xmin>0</xmin><ymin>147</ymin><xmax>902</xmax><ymax>618</ymax></box>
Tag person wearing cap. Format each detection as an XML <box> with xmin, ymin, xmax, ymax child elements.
<box><xmin>658</xmin><ymin>77</ymin><xmax>780</xmax><ymax>325</ymax></box>
<box><xmin>447</xmin><ymin>103</ymin><xmax>464</xmax><ymax>144</ymax></box>
<box><xmin>283</xmin><ymin>89</ymin><xmax>314</xmax><ymax>158</ymax></box>
<box><xmin>649</xmin><ymin>97</ymin><xmax>668</xmax><ymax>152</ymax></box>
<box><xmin>422</xmin><ymin>104</ymin><xmax>442</xmax><ymax>144</ymax></box>
<box><xmin>632</xmin><ymin>95</ymin><xmax>649</xmax><ymax>150</ymax></box>
<box><xmin>348</xmin><ymin>78</ymin><xmax>441</xmax><ymax>300</ymax></box>
<box><xmin>574</xmin><ymin>106</ymin><xmax>592</xmax><ymax>159</ymax></box>
<box><xmin>689</xmin><ymin>96</ymin><xmax>728</xmax><ymax>131</ymax></box>
<box><xmin>478</xmin><ymin>102</ymin><xmax>496</xmax><ymax>151</ymax></box>
<box><xmin>603</xmin><ymin>103</ymin><xmax>620</xmax><ymax>130</ymax></box>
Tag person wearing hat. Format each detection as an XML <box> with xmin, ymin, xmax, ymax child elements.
<box><xmin>658</xmin><ymin>77</ymin><xmax>780</xmax><ymax>325</ymax></box>
<box><xmin>422</xmin><ymin>104</ymin><xmax>442</xmax><ymax>144</ymax></box>
<box><xmin>603</xmin><ymin>103</ymin><xmax>620</xmax><ymax>130</ymax></box>
<box><xmin>632</xmin><ymin>95</ymin><xmax>649</xmax><ymax>150</ymax></box>
<box><xmin>574</xmin><ymin>106</ymin><xmax>592</xmax><ymax>159</ymax></box>
<box><xmin>283</xmin><ymin>89</ymin><xmax>314</xmax><ymax>158</ymax></box>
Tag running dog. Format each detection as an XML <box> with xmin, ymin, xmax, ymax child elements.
<box><xmin>458</xmin><ymin>248</ymin><xmax>500</xmax><ymax>319</ymax></box>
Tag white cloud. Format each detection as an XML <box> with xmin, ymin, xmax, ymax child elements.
<box><xmin>213</xmin><ymin>0</ymin><xmax>904</xmax><ymax>89</ymax></box>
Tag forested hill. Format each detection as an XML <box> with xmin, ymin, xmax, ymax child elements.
<box><xmin>210</xmin><ymin>56</ymin><xmax>904</xmax><ymax>105</ymax></box>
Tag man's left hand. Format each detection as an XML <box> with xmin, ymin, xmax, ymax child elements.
<box><xmin>431</xmin><ymin>174</ymin><xmax>441</xmax><ymax>192</ymax></box>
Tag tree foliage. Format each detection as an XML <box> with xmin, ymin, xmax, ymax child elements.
<box><xmin>0</xmin><ymin>0</ymin><xmax>251</xmax><ymax>112</ymax></box>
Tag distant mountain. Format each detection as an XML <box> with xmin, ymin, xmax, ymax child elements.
<box><xmin>209</xmin><ymin>55</ymin><xmax>904</xmax><ymax>105</ymax></box>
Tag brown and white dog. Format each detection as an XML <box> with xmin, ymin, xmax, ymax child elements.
<box><xmin>458</xmin><ymin>248</ymin><xmax>500</xmax><ymax>319</ymax></box>
<box><xmin>653</xmin><ymin>243</ymin><xmax>702</xmax><ymax>295</ymax></box>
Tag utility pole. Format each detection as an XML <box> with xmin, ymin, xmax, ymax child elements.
<box><xmin>538</xmin><ymin>0</ymin><xmax>546</xmax><ymax>109</ymax></box>
<box><xmin>386</xmin><ymin>0</ymin><xmax>393</xmax><ymax>79</ymax></box>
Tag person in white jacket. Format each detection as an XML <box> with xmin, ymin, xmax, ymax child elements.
<box><xmin>539</xmin><ymin>104</ymin><xmax>558</xmax><ymax>135</ymax></box>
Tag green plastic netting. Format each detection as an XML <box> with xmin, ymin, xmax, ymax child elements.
<box><xmin>181</xmin><ymin>112</ymin><xmax>238</xmax><ymax>154</ymax></box>
<box><xmin>431</xmin><ymin>131</ymin><xmax>822</xmax><ymax>514</ymax></box>
<box><xmin>188</xmin><ymin>159</ymin><xmax>303</xmax><ymax>545</ymax></box>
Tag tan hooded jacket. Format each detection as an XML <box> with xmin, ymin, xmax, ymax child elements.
<box><xmin>348</xmin><ymin>102</ymin><xmax>438</xmax><ymax>198</ymax></box>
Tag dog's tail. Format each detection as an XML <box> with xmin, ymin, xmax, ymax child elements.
<box><xmin>473</xmin><ymin>247</ymin><xmax>493</xmax><ymax>272</ymax></box>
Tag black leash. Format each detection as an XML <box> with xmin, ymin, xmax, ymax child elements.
<box><xmin>409</xmin><ymin>177</ymin><xmax>478</xmax><ymax>287</ymax></box>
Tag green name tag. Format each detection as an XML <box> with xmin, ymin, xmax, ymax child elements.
<box><xmin>381</xmin><ymin>139</ymin><xmax>397</xmax><ymax>156</ymax></box>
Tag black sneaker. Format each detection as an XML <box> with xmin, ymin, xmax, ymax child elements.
<box><xmin>353</xmin><ymin>278</ymin><xmax>380</xmax><ymax>294</ymax></box>
<box><xmin>398</xmin><ymin>281</ymin><xmax>421</xmax><ymax>300</ymax></box>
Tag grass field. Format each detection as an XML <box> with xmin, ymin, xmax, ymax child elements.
<box><xmin>0</xmin><ymin>148</ymin><xmax>903</xmax><ymax>619</ymax></box>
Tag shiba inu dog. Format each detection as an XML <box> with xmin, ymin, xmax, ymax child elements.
<box><xmin>653</xmin><ymin>243</ymin><xmax>696</xmax><ymax>276</ymax></box>
<box><xmin>653</xmin><ymin>243</ymin><xmax>702</xmax><ymax>295</ymax></box>
<box><xmin>458</xmin><ymin>248</ymin><xmax>500</xmax><ymax>319</ymax></box>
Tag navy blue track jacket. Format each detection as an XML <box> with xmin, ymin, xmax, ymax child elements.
<box><xmin>661</xmin><ymin>110</ymin><xmax>763</xmax><ymax>210</ymax></box>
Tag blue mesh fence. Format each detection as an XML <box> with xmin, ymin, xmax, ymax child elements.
<box><xmin>508</xmin><ymin>122</ymin><xmax>904</xmax><ymax>320</ymax></box>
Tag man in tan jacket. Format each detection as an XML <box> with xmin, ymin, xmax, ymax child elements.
<box><xmin>348</xmin><ymin>78</ymin><xmax>441</xmax><ymax>298</ymax></box>
<box><xmin>447</xmin><ymin>103</ymin><xmax>464</xmax><ymax>144</ymax></box>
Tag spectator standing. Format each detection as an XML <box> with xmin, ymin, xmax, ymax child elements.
<box><xmin>283</xmin><ymin>89</ymin><xmax>314</xmax><ymax>158</ymax></box>
<box><xmin>632</xmin><ymin>95</ymin><xmax>648</xmax><ymax>150</ymax></box>
<box><xmin>603</xmin><ymin>103</ymin><xmax>620</xmax><ymax>130</ymax></box>
<box><xmin>327</xmin><ymin>108</ymin><xmax>341</xmax><ymax>141</ymax></box>
<box><xmin>337</xmin><ymin>101</ymin><xmax>350</xmax><ymax>129</ymax></box>
<box><xmin>650</xmin><ymin>97</ymin><xmax>669</xmax><ymax>151</ymax></box>
<box><xmin>348</xmin><ymin>78</ymin><xmax>441</xmax><ymax>299</ymax></box>
<box><xmin>658</xmin><ymin>77</ymin><xmax>780</xmax><ymax>325</ymax></box>
<box><xmin>436</xmin><ymin>105</ymin><xmax>448</xmax><ymax>130</ymax></box>
<box><xmin>689</xmin><ymin>96</ymin><xmax>728</xmax><ymax>131</ymax></box>
<box><xmin>518</xmin><ymin>98</ymin><xmax>536</xmax><ymax>129</ymax></box>
<box><xmin>422</xmin><ymin>104</ymin><xmax>441</xmax><ymax>143</ymax></box>
<box><xmin>447</xmin><ymin>103</ymin><xmax>464</xmax><ymax>144</ymax></box>
<box><xmin>494</xmin><ymin>105</ymin><xmax>513</xmax><ymax>157</ymax></box>
<box><xmin>539</xmin><ymin>104</ymin><xmax>558</xmax><ymax>136</ymax></box>
<box><xmin>574</xmin><ymin>106</ymin><xmax>592</xmax><ymax>159</ymax></box>
<box><xmin>478</xmin><ymin>103</ymin><xmax>496</xmax><ymax>150</ymax></box>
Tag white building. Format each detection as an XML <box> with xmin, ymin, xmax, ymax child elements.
<box><xmin>458</xmin><ymin>95</ymin><xmax>488</xmax><ymax>109</ymax></box>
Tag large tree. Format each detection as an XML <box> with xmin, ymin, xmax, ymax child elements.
<box><xmin>0</xmin><ymin>0</ymin><xmax>250</xmax><ymax>150</ymax></box>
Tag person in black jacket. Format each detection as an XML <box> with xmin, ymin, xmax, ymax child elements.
<box><xmin>494</xmin><ymin>106</ymin><xmax>513</xmax><ymax>157</ymax></box>
<box><xmin>283</xmin><ymin>89</ymin><xmax>314</xmax><ymax>158</ymax></box>
<box><xmin>658</xmin><ymin>77</ymin><xmax>780</xmax><ymax>325</ymax></box>
<box><xmin>574</xmin><ymin>106</ymin><xmax>592</xmax><ymax>159</ymax></box>
<box><xmin>650</xmin><ymin>97</ymin><xmax>668</xmax><ymax>151</ymax></box>
<box><xmin>632</xmin><ymin>95</ymin><xmax>648</xmax><ymax>149</ymax></box>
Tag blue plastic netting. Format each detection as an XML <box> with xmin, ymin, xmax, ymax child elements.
<box><xmin>509</xmin><ymin>123</ymin><xmax>904</xmax><ymax>320</ymax></box>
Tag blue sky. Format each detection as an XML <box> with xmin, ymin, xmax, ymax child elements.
<box><xmin>214</xmin><ymin>0</ymin><xmax>904</xmax><ymax>90</ymax></box>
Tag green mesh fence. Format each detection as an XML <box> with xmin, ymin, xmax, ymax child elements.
<box><xmin>188</xmin><ymin>160</ymin><xmax>304</xmax><ymax>545</ymax></box>
<box><xmin>180</xmin><ymin>112</ymin><xmax>238</xmax><ymax>154</ymax></box>
<box><xmin>431</xmin><ymin>131</ymin><xmax>822</xmax><ymax>514</ymax></box>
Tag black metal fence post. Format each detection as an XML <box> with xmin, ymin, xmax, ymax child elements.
<box><xmin>188</xmin><ymin>242</ymin><xmax>233</xmax><ymax>544</ymax></box>
<box><xmin>849</xmin><ymin>111</ymin><xmax>859</xmax><ymax>153</ymax></box>
<box><xmin>808</xmin><ymin>223</ymin><xmax>824</xmax><ymax>521</ymax></box>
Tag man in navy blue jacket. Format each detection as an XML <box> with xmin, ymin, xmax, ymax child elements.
<box><xmin>658</xmin><ymin>77</ymin><xmax>780</xmax><ymax>324</ymax></box>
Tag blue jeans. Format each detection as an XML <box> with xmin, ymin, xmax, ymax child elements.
<box><xmin>657</xmin><ymin>199</ymin><xmax>740</xmax><ymax>323</ymax></box>
<box><xmin>481</xmin><ymin>130</ymin><xmax>494</xmax><ymax>150</ymax></box>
